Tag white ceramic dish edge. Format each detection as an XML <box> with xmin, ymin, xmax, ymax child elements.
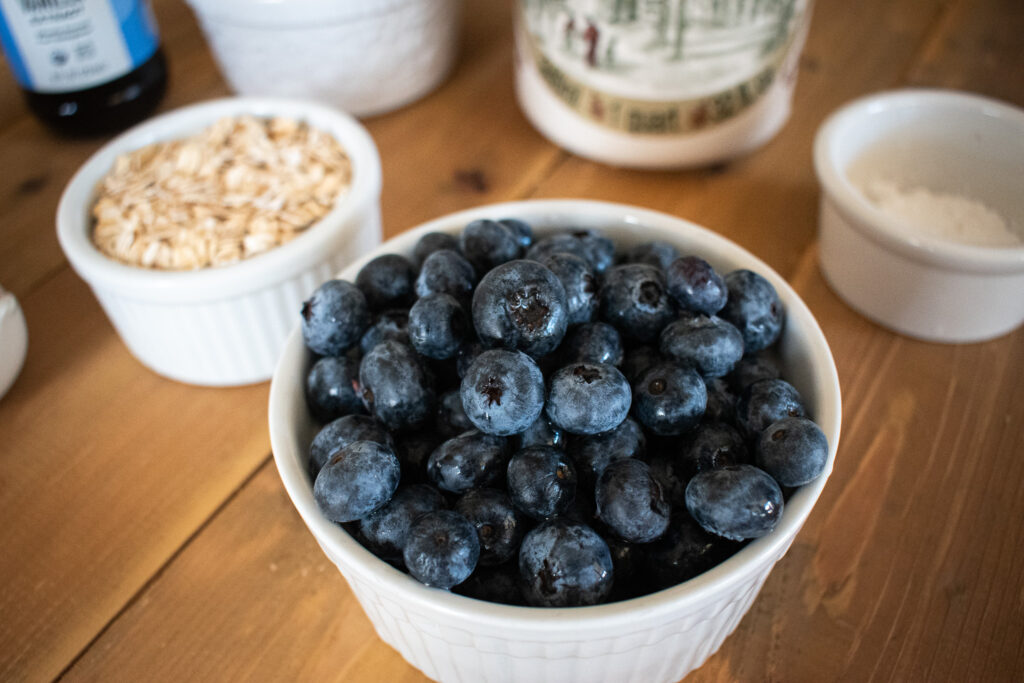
<box><xmin>269</xmin><ymin>199</ymin><xmax>842</xmax><ymax>682</ymax></box>
<box><xmin>814</xmin><ymin>89</ymin><xmax>1024</xmax><ymax>343</ymax></box>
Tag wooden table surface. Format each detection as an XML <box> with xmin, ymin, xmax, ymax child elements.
<box><xmin>1</xmin><ymin>1</ymin><xmax>1022</xmax><ymax>681</ymax></box>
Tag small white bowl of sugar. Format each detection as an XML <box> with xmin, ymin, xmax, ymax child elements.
<box><xmin>814</xmin><ymin>89</ymin><xmax>1024</xmax><ymax>343</ymax></box>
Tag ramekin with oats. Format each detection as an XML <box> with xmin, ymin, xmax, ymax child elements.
<box><xmin>57</xmin><ymin>97</ymin><xmax>382</xmax><ymax>386</ymax></box>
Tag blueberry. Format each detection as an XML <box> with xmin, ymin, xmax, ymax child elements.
<box><xmin>659</xmin><ymin>312</ymin><xmax>745</xmax><ymax>378</ymax></box>
<box><xmin>472</xmin><ymin>260</ymin><xmax>569</xmax><ymax>357</ymax></box>
<box><xmin>516</xmin><ymin>415</ymin><xmax>566</xmax><ymax>450</ymax></box>
<box><xmin>309</xmin><ymin>414</ymin><xmax>394</xmax><ymax>477</ymax></box>
<box><xmin>460</xmin><ymin>349</ymin><xmax>545</xmax><ymax>436</ymax></box>
<box><xmin>665</xmin><ymin>256</ymin><xmax>728</xmax><ymax>315</ymax></box>
<box><xmin>413</xmin><ymin>231</ymin><xmax>459</xmax><ymax>267</ymax></box>
<box><xmin>736</xmin><ymin>378</ymin><xmax>805</xmax><ymax>440</ymax></box>
<box><xmin>599</xmin><ymin>264</ymin><xmax>676</xmax><ymax>343</ymax></box>
<box><xmin>756</xmin><ymin>416</ymin><xmax>829</xmax><ymax>486</ymax></box>
<box><xmin>727</xmin><ymin>351</ymin><xmax>782</xmax><ymax>394</ymax></box>
<box><xmin>519</xmin><ymin>519</ymin><xmax>614</xmax><ymax>607</ymax></box>
<box><xmin>459</xmin><ymin>218</ymin><xmax>523</xmax><ymax>273</ymax></box>
<box><xmin>680</xmin><ymin>422</ymin><xmax>747</xmax><ymax>479</ymax></box>
<box><xmin>619</xmin><ymin>345</ymin><xmax>662</xmax><ymax>384</ymax></box>
<box><xmin>703</xmin><ymin>376</ymin><xmax>737</xmax><ymax>424</ymax></box>
<box><xmin>415</xmin><ymin>249</ymin><xmax>476</xmax><ymax>303</ymax></box>
<box><xmin>359</xmin><ymin>309</ymin><xmax>409</xmax><ymax>355</ymax></box>
<box><xmin>454</xmin><ymin>562</ymin><xmax>525</xmax><ymax>605</ymax></box>
<box><xmin>313</xmin><ymin>440</ymin><xmax>401</xmax><ymax>523</ymax></box>
<box><xmin>569</xmin><ymin>416</ymin><xmax>645</xmax><ymax>490</ymax></box>
<box><xmin>455</xmin><ymin>487</ymin><xmax>525</xmax><ymax>566</ymax></box>
<box><xmin>720</xmin><ymin>269</ymin><xmax>784</xmax><ymax>353</ymax></box>
<box><xmin>356</xmin><ymin>254</ymin><xmax>416</xmax><ymax>311</ymax></box>
<box><xmin>426</xmin><ymin>430</ymin><xmax>509</xmax><ymax>494</ymax></box>
<box><xmin>507</xmin><ymin>445</ymin><xmax>577</xmax><ymax>520</ymax></box>
<box><xmin>403</xmin><ymin>510</ymin><xmax>480</xmax><ymax>589</ymax></box>
<box><xmin>631</xmin><ymin>362</ymin><xmax>707</xmax><ymax>436</ymax></box>
<box><xmin>595</xmin><ymin>458</ymin><xmax>670</xmax><ymax>543</ymax></box>
<box><xmin>408</xmin><ymin>293</ymin><xmax>468</xmax><ymax>360</ymax></box>
<box><xmin>538</xmin><ymin>251</ymin><xmax>598</xmax><ymax>325</ymax></box>
<box><xmin>359</xmin><ymin>340</ymin><xmax>435</xmax><ymax>432</ymax></box>
<box><xmin>562</xmin><ymin>321</ymin><xmax>624</xmax><ymax>366</ymax></box>
<box><xmin>527</xmin><ymin>230</ymin><xmax>616</xmax><ymax>274</ymax></box>
<box><xmin>685</xmin><ymin>464</ymin><xmax>784</xmax><ymax>540</ymax></box>
<box><xmin>435</xmin><ymin>389</ymin><xmax>475</xmax><ymax>438</ymax></box>
<box><xmin>498</xmin><ymin>218</ymin><xmax>534</xmax><ymax>249</ymax></box>
<box><xmin>301</xmin><ymin>279</ymin><xmax>370</xmax><ymax>356</ymax></box>
<box><xmin>644</xmin><ymin>512</ymin><xmax>742</xmax><ymax>590</ymax></box>
<box><xmin>545</xmin><ymin>362</ymin><xmax>632</xmax><ymax>435</ymax></box>
<box><xmin>625</xmin><ymin>241</ymin><xmax>681</xmax><ymax>272</ymax></box>
<box><xmin>358</xmin><ymin>484</ymin><xmax>446</xmax><ymax>563</ymax></box>
<box><xmin>305</xmin><ymin>355</ymin><xmax>364</xmax><ymax>423</ymax></box>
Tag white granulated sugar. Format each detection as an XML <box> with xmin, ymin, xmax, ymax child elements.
<box><xmin>858</xmin><ymin>178</ymin><xmax>1022</xmax><ymax>248</ymax></box>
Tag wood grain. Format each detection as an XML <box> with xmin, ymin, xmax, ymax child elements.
<box><xmin>0</xmin><ymin>0</ymin><xmax>1021</xmax><ymax>681</ymax></box>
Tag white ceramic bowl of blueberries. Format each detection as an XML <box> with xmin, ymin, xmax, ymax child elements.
<box><xmin>269</xmin><ymin>199</ymin><xmax>842</xmax><ymax>683</ymax></box>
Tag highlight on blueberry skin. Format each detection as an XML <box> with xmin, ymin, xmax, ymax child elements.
<box><xmin>518</xmin><ymin>519</ymin><xmax>614</xmax><ymax>607</ymax></box>
<box><xmin>403</xmin><ymin>510</ymin><xmax>481</xmax><ymax>589</ymax></box>
<box><xmin>595</xmin><ymin>458</ymin><xmax>670</xmax><ymax>543</ymax></box>
<box><xmin>720</xmin><ymin>269</ymin><xmax>784</xmax><ymax>353</ymax></box>
<box><xmin>472</xmin><ymin>259</ymin><xmax>569</xmax><ymax>358</ymax></box>
<box><xmin>358</xmin><ymin>340</ymin><xmax>435</xmax><ymax>432</ymax></box>
<box><xmin>631</xmin><ymin>361</ymin><xmax>707</xmax><ymax>436</ymax></box>
<box><xmin>507</xmin><ymin>445</ymin><xmax>578</xmax><ymax>520</ymax></box>
<box><xmin>736</xmin><ymin>377</ymin><xmax>806</xmax><ymax>440</ymax></box>
<box><xmin>305</xmin><ymin>355</ymin><xmax>364</xmax><ymax>424</ymax></box>
<box><xmin>685</xmin><ymin>464</ymin><xmax>784</xmax><ymax>541</ymax></box>
<box><xmin>427</xmin><ymin>430</ymin><xmax>510</xmax><ymax>494</ymax></box>
<box><xmin>460</xmin><ymin>349</ymin><xmax>545</xmax><ymax>437</ymax></box>
<box><xmin>355</xmin><ymin>253</ymin><xmax>417</xmax><ymax>312</ymax></box>
<box><xmin>301</xmin><ymin>279</ymin><xmax>370</xmax><ymax>357</ymax></box>
<box><xmin>756</xmin><ymin>416</ymin><xmax>829</xmax><ymax>487</ymax></box>
<box><xmin>358</xmin><ymin>483</ymin><xmax>447</xmax><ymax>564</ymax></box>
<box><xmin>666</xmin><ymin>255</ymin><xmax>728</xmax><ymax>315</ymax></box>
<box><xmin>408</xmin><ymin>292</ymin><xmax>468</xmax><ymax>360</ymax></box>
<box><xmin>659</xmin><ymin>312</ymin><xmax>745</xmax><ymax>378</ymax></box>
<box><xmin>599</xmin><ymin>263</ymin><xmax>676</xmax><ymax>343</ymax></box>
<box><xmin>313</xmin><ymin>440</ymin><xmax>401</xmax><ymax>523</ymax></box>
<box><xmin>308</xmin><ymin>414</ymin><xmax>395</xmax><ymax>478</ymax></box>
<box><xmin>545</xmin><ymin>362</ymin><xmax>632</xmax><ymax>435</ymax></box>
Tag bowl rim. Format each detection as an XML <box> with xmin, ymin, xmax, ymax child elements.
<box><xmin>813</xmin><ymin>88</ymin><xmax>1024</xmax><ymax>274</ymax></box>
<box><xmin>56</xmin><ymin>96</ymin><xmax>382</xmax><ymax>303</ymax></box>
<box><xmin>269</xmin><ymin>198</ymin><xmax>842</xmax><ymax>631</ymax></box>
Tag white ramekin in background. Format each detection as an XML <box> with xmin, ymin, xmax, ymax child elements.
<box><xmin>814</xmin><ymin>89</ymin><xmax>1024</xmax><ymax>343</ymax></box>
<box><xmin>57</xmin><ymin>97</ymin><xmax>382</xmax><ymax>386</ymax></box>
<box><xmin>0</xmin><ymin>286</ymin><xmax>28</xmax><ymax>400</ymax></box>
<box><xmin>186</xmin><ymin>0</ymin><xmax>463</xmax><ymax>118</ymax></box>
<box><xmin>269</xmin><ymin>200</ymin><xmax>842</xmax><ymax>683</ymax></box>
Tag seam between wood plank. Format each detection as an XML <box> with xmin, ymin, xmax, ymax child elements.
<box><xmin>52</xmin><ymin>453</ymin><xmax>274</xmax><ymax>683</ymax></box>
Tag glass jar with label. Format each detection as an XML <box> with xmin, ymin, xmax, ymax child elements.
<box><xmin>515</xmin><ymin>0</ymin><xmax>812</xmax><ymax>168</ymax></box>
<box><xmin>0</xmin><ymin>0</ymin><xmax>167</xmax><ymax>135</ymax></box>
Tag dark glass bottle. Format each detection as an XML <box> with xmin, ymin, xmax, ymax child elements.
<box><xmin>0</xmin><ymin>0</ymin><xmax>168</xmax><ymax>136</ymax></box>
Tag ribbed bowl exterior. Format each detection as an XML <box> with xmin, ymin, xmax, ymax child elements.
<box><xmin>89</xmin><ymin>207</ymin><xmax>380</xmax><ymax>386</ymax></box>
<box><xmin>190</xmin><ymin>0</ymin><xmax>462</xmax><ymax>118</ymax></box>
<box><xmin>330</xmin><ymin>541</ymin><xmax>785</xmax><ymax>683</ymax></box>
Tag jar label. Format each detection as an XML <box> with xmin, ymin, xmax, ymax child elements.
<box><xmin>0</xmin><ymin>0</ymin><xmax>159</xmax><ymax>93</ymax></box>
<box><xmin>519</xmin><ymin>0</ymin><xmax>809</xmax><ymax>135</ymax></box>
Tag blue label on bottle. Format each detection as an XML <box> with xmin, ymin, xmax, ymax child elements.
<box><xmin>0</xmin><ymin>0</ymin><xmax>159</xmax><ymax>93</ymax></box>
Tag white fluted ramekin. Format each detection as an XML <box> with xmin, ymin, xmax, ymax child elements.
<box><xmin>269</xmin><ymin>200</ymin><xmax>842</xmax><ymax>683</ymax></box>
<box><xmin>57</xmin><ymin>97</ymin><xmax>382</xmax><ymax>386</ymax></box>
<box><xmin>186</xmin><ymin>0</ymin><xmax>463</xmax><ymax>118</ymax></box>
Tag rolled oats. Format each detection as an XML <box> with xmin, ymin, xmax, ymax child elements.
<box><xmin>91</xmin><ymin>115</ymin><xmax>353</xmax><ymax>270</ymax></box>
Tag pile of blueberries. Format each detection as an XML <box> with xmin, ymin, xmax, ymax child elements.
<box><xmin>300</xmin><ymin>218</ymin><xmax>829</xmax><ymax>608</ymax></box>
